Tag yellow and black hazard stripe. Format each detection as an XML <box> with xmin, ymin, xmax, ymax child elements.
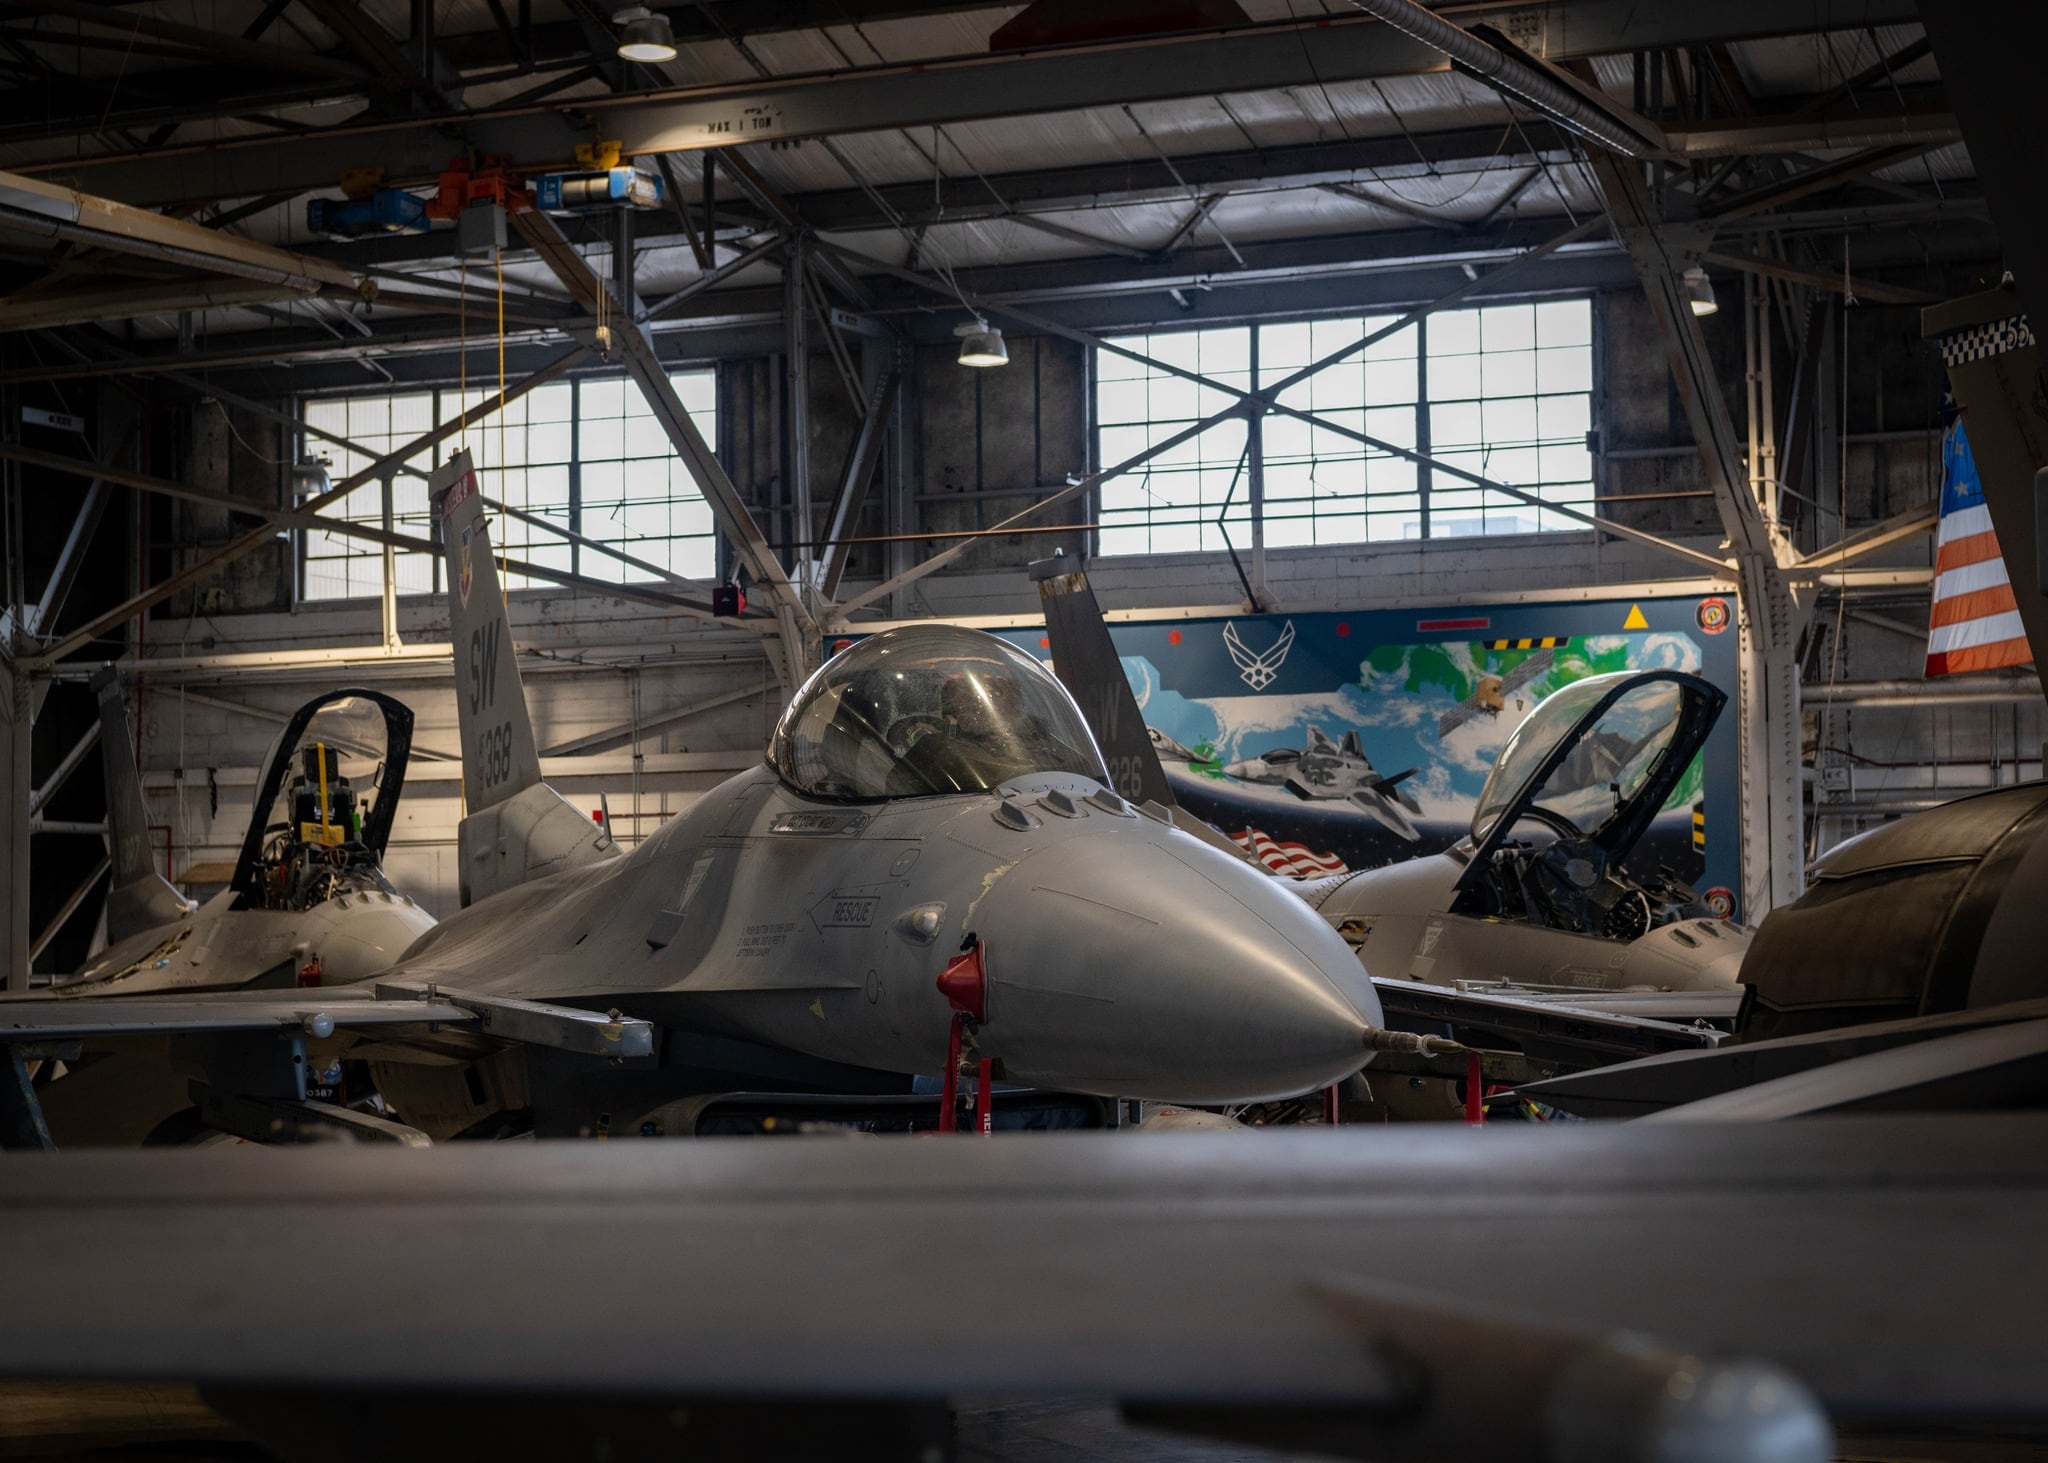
<box><xmin>1691</xmin><ymin>799</ymin><xmax>1706</xmax><ymax>852</ymax></box>
<box><xmin>1482</xmin><ymin>636</ymin><xmax>1566</xmax><ymax>651</ymax></box>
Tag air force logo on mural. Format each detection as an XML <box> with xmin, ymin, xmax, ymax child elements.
<box><xmin>1224</xmin><ymin>619</ymin><xmax>1295</xmax><ymax>689</ymax></box>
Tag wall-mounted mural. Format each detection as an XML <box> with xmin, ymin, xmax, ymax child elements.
<box><xmin>991</xmin><ymin>593</ymin><xmax>1742</xmax><ymax>918</ymax></box>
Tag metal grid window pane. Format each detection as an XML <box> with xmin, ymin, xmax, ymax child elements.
<box><xmin>577</xmin><ymin>371</ymin><xmax>720</xmax><ymax>583</ymax></box>
<box><xmin>1425</xmin><ymin>301</ymin><xmax>1594</xmax><ymax>536</ymax></box>
<box><xmin>299</xmin><ymin>371</ymin><xmax>716</xmax><ymax>600</ymax></box>
<box><xmin>1264</xmin><ymin>315</ymin><xmax>1421</xmax><ymax>545</ymax></box>
<box><xmin>1097</xmin><ymin>328</ymin><xmax>1252</xmax><ymax>556</ymax></box>
<box><xmin>301</xmin><ymin>393</ymin><xmax>437</xmax><ymax>599</ymax></box>
<box><xmin>1092</xmin><ymin>299</ymin><xmax>1593</xmax><ymax>553</ymax></box>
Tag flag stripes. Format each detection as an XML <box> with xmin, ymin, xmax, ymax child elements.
<box><xmin>1927</xmin><ymin>423</ymin><xmax>2033</xmax><ymax>677</ymax></box>
<box><xmin>1229</xmin><ymin>828</ymin><xmax>1349</xmax><ymax>878</ymax></box>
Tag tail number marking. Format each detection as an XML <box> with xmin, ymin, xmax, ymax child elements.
<box><xmin>468</xmin><ymin>620</ymin><xmax>502</xmax><ymax>714</ymax></box>
<box><xmin>477</xmin><ymin>721</ymin><xmax>515</xmax><ymax>790</ymax></box>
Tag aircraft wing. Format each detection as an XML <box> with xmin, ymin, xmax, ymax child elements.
<box><xmin>1521</xmin><ymin>996</ymin><xmax>2048</xmax><ymax>1119</ymax></box>
<box><xmin>1349</xmin><ymin>788</ymin><xmax>1422</xmax><ymax>842</ymax></box>
<box><xmin>3</xmin><ymin>1117</ymin><xmax>2044</xmax><ymax>1451</ymax></box>
<box><xmin>1280</xmin><ymin>771</ymin><xmax>1321</xmax><ymax>801</ymax></box>
<box><xmin>0</xmin><ymin>983</ymin><xmax>654</xmax><ymax>1058</ymax></box>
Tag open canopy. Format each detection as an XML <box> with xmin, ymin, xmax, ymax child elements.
<box><xmin>1462</xmin><ymin>669</ymin><xmax>1724</xmax><ymax>880</ymax></box>
<box><xmin>769</xmin><ymin>626</ymin><xmax>1109</xmax><ymax>800</ymax></box>
<box><xmin>231</xmin><ymin>689</ymin><xmax>414</xmax><ymax>906</ymax></box>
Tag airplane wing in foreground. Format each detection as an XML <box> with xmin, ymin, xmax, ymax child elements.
<box><xmin>4</xmin><ymin>1116</ymin><xmax>2045</xmax><ymax>1455</ymax></box>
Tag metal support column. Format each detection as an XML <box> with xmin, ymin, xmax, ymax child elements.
<box><xmin>1</xmin><ymin>373</ymin><xmax>24</xmax><ymax>992</ymax></box>
<box><xmin>784</xmin><ymin>236</ymin><xmax>814</xmax><ymax>610</ymax></box>
<box><xmin>1246</xmin><ymin>329</ymin><xmax>1269</xmax><ymax>610</ymax></box>
<box><xmin>0</xmin><ymin>666</ymin><xmax>26</xmax><ymax>993</ymax></box>
<box><xmin>379</xmin><ymin>471</ymin><xmax>400</xmax><ymax>650</ymax></box>
<box><xmin>1590</xmin><ymin>150</ymin><xmax>1805</xmax><ymax>920</ymax></box>
<box><xmin>886</xmin><ymin>346</ymin><xmax>916</xmax><ymax>621</ymax></box>
<box><xmin>820</xmin><ymin>343</ymin><xmax>902</xmax><ymax>602</ymax></box>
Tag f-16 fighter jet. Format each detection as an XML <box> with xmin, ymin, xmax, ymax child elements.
<box><xmin>1223</xmin><ymin>727</ymin><xmax>1425</xmax><ymax>842</ymax></box>
<box><xmin>46</xmin><ymin>672</ymin><xmax>433</xmax><ymax>997</ymax></box>
<box><xmin>404</xmin><ymin>451</ymin><xmax>1387</xmax><ymax>1106</ymax></box>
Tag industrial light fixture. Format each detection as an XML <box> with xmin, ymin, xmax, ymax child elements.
<box><xmin>1683</xmin><ymin>265</ymin><xmax>1719</xmax><ymax>318</ymax></box>
<box><xmin>955</xmin><ymin>318</ymin><xmax>1008</xmax><ymax>368</ymax></box>
<box><xmin>611</xmin><ymin>7</ymin><xmax>676</xmax><ymax>62</ymax></box>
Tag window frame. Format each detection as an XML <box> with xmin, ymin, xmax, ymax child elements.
<box><xmin>295</xmin><ymin>367</ymin><xmax>720</xmax><ymax>604</ymax></box>
<box><xmin>1089</xmin><ymin>297</ymin><xmax>1598</xmax><ymax>556</ymax></box>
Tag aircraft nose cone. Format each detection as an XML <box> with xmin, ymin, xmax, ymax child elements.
<box><xmin>969</xmin><ymin>823</ymin><xmax>1382</xmax><ymax>1103</ymax></box>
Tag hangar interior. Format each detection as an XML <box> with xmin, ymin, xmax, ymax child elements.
<box><xmin>9</xmin><ymin>3</ymin><xmax>2048</xmax><ymax>1457</ymax></box>
<box><xmin>2</xmin><ymin>0</ymin><xmax>2031</xmax><ymax>978</ymax></box>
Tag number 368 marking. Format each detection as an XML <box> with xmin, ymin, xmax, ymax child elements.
<box><xmin>477</xmin><ymin>721</ymin><xmax>515</xmax><ymax>789</ymax></box>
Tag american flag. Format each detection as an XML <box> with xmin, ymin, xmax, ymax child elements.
<box><xmin>1927</xmin><ymin>421</ymin><xmax>2033</xmax><ymax>676</ymax></box>
<box><xmin>1230</xmin><ymin>828</ymin><xmax>1349</xmax><ymax>878</ymax></box>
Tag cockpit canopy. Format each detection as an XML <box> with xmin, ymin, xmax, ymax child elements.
<box><xmin>232</xmin><ymin>689</ymin><xmax>413</xmax><ymax>909</ymax></box>
<box><xmin>769</xmin><ymin>626</ymin><xmax>1109</xmax><ymax>800</ymax></box>
<box><xmin>1470</xmin><ymin>670</ymin><xmax>1723</xmax><ymax>850</ymax></box>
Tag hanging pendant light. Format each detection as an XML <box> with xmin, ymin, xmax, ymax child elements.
<box><xmin>611</xmin><ymin>7</ymin><xmax>677</xmax><ymax>62</ymax></box>
<box><xmin>955</xmin><ymin>318</ymin><xmax>1008</xmax><ymax>368</ymax></box>
<box><xmin>1683</xmin><ymin>265</ymin><xmax>1719</xmax><ymax>317</ymax></box>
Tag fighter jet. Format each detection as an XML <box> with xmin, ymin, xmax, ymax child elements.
<box><xmin>1037</xmin><ymin>560</ymin><xmax>1749</xmax><ymax>1011</ymax></box>
<box><xmin>1437</xmin><ymin>646</ymin><xmax>1555</xmax><ymax>739</ymax></box>
<box><xmin>397</xmin><ymin>451</ymin><xmax>1387</xmax><ymax>1108</ymax></box>
<box><xmin>1302</xmin><ymin>669</ymin><xmax>1749</xmax><ymax>1000</ymax></box>
<box><xmin>4</xmin><ymin>453</ymin><xmax>1398</xmax><ymax>1146</ymax></box>
<box><xmin>45</xmin><ymin>671</ymin><xmax>434</xmax><ymax>997</ymax></box>
<box><xmin>1223</xmin><ymin>727</ymin><xmax>1424</xmax><ymax>842</ymax></box>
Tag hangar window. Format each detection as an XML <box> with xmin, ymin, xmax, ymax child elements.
<box><xmin>1093</xmin><ymin>300</ymin><xmax>1593</xmax><ymax>554</ymax></box>
<box><xmin>300</xmin><ymin>371</ymin><xmax>718</xmax><ymax>601</ymax></box>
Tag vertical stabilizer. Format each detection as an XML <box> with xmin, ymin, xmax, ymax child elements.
<box><xmin>434</xmin><ymin>450</ymin><xmax>544</xmax><ymax>813</ymax></box>
<box><xmin>1032</xmin><ymin>556</ymin><xmax>1173</xmax><ymax>808</ymax></box>
<box><xmin>91</xmin><ymin>668</ymin><xmax>193</xmax><ymax>942</ymax></box>
<box><xmin>431</xmin><ymin>450</ymin><xmax>616</xmax><ymax>907</ymax></box>
<box><xmin>1032</xmin><ymin>555</ymin><xmax>1255</xmax><ymax>866</ymax></box>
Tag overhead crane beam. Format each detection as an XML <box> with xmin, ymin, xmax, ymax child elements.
<box><xmin>10</xmin><ymin>0</ymin><xmax>1924</xmax><ymax>210</ymax></box>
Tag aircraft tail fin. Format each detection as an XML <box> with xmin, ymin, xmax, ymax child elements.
<box><xmin>1032</xmin><ymin>554</ymin><xmax>1257</xmax><ymax>867</ymax></box>
<box><xmin>1304</xmin><ymin>725</ymin><xmax>1337</xmax><ymax>753</ymax></box>
<box><xmin>1032</xmin><ymin>554</ymin><xmax>1174</xmax><ymax>809</ymax></box>
<box><xmin>1380</xmin><ymin>766</ymin><xmax>1419</xmax><ymax>790</ymax></box>
<box><xmin>1340</xmin><ymin>729</ymin><xmax>1365</xmax><ymax>759</ymax></box>
<box><xmin>91</xmin><ymin>667</ymin><xmax>193</xmax><ymax>942</ymax></box>
<box><xmin>435</xmin><ymin>450</ymin><xmax>543</xmax><ymax>813</ymax></box>
<box><xmin>433</xmin><ymin>450</ymin><xmax>618</xmax><ymax>907</ymax></box>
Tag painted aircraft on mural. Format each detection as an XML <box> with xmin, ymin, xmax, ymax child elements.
<box><xmin>1219</xmin><ymin>726</ymin><xmax>1425</xmax><ymax>842</ymax></box>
